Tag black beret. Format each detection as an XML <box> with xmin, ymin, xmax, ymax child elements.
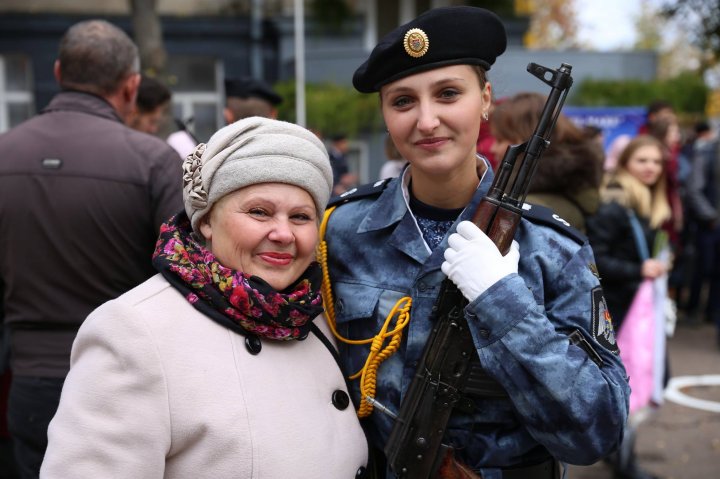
<box><xmin>353</xmin><ymin>6</ymin><xmax>507</xmax><ymax>93</ymax></box>
<box><xmin>224</xmin><ymin>76</ymin><xmax>283</xmax><ymax>105</ymax></box>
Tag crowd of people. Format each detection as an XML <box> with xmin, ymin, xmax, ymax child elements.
<box><xmin>0</xmin><ymin>5</ymin><xmax>717</xmax><ymax>479</ymax></box>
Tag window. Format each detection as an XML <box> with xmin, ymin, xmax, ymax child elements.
<box><xmin>167</xmin><ymin>56</ymin><xmax>225</xmax><ymax>143</ymax></box>
<box><xmin>0</xmin><ymin>54</ymin><xmax>34</xmax><ymax>133</ymax></box>
<box><xmin>347</xmin><ymin>141</ymin><xmax>369</xmax><ymax>184</ymax></box>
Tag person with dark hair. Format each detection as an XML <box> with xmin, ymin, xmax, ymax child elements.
<box><xmin>378</xmin><ymin>134</ymin><xmax>407</xmax><ymax>180</ymax></box>
<box><xmin>684</xmin><ymin>121</ymin><xmax>720</xmax><ymax>340</ymax></box>
<box><xmin>319</xmin><ymin>6</ymin><xmax>629</xmax><ymax>478</ymax></box>
<box><xmin>640</xmin><ymin>100</ymin><xmax>675</xmax><ymax>135</ymax></box>
<box><xmin>40</xmin><ymin>117</ymin><xmax>368</xmax><ymax>478</ymax></box>
<box><xmin>490</xmin><ymin>92</ymin><xmax>605</xmax><ymax>233</ymax></box>
<box><xmin>328</xmin><ymin>133</ymin><xmax>357</xmax><ymax>195</ymax></box>
<box><xmin>0</xmin><ymin>20</ymin><xmax>182</xmax><ymax>477</ymax></box>
<box><xmin>223</xmin><ymin>76</ymin><xmax>283</xmax><ymax>123</ymax></box>
<box><xmin>127</xmin><ymin>75</ymin><xmax>172</xmax><ymax>135</ymax></box>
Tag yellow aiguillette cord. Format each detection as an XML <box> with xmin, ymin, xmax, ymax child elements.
<box><xmin>317</xmin><ymin>206</ymin><xmax>412</xmax><ymax>417</ymax></box>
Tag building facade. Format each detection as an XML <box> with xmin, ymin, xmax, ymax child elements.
<box><xmin>0</xmin><ymin>0</ymin><xmax>657</xmax><ymax>181</ymax></box>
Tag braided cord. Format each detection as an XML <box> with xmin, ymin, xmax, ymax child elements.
<box><xmin>317</xmin><ymin>206</ymin><xmax>412</xmax><ymax>417</ymax></box>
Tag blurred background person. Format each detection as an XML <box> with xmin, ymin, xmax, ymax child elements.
<box><xmin>126</xmin><ymin>75</ymin><xmax>172</xmax><ymax>136</ymax></box>
<box><xmin>0</xmin><ymin>20</ymin><xmax>183</xmax><ymax>478</ymax></box>
<box><xmin>1</xmin><ymin>287</ymin><xmax>19</xmax><ymax>478</ymax></box>
<box><xmin>328</xmin><ymin>133</ymin><xmax>357</xmax><ymax>196</ymax></box>
<box><xmin>223</xmin><ymin>76</ymin><xmax>283</xmax><ymax>123</ymax></box>
<box><xmin>684</xmin><ymin>121</ymin><xmax>720</xmax><ymax>342</ymax></box>
<box><xmin>476</xmin><ymin>98</ymin><xmax>501</xmax><ymax>170</ymax></box>
<box><xmin>378</xmin><ymin>134</ymin><xmax>407</xmax><ymax>180</ymax></box>
<box><xmin>639</xmin><ymin>100</ymin><xmax>677</xmax><ymax>136</ymax></box>
<box><xmin>647</xmin><ymin>116</ymin><xmax>685</xmax><ymax>315</ymax></box>
<box><xmin>490</xmin><ymin>91</ymin><xmax>605</xmax><ymax>233</ymax></box>
<box><xmin>648</xmin><ymin>116</ymin><xmax>683</xmax><ymax>234</ymax></box>
<box><xmin>586</xmin><ymin>134</ymin><xmax>672</xmax><ymax>479</ymax></box>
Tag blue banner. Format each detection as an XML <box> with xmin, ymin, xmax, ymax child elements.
<box><xmin>564</xmin><ymin>106</ymin><xmax>647</xmax><ymax>152</ymax></box>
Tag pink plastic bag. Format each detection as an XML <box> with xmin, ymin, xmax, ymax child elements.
<box><xmin>616</xmin><ymin>279</ymin><xmax>656</xmax><ymax>414</ymax></box>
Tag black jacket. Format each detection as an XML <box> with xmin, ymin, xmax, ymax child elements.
<box><xmin>0</xmin><ymin>91</ymin><xmax>183</xmax><ymax>377</ymax></box>
<box><xmin>586</xmin><ymin>201</ymin><xmax>656</xmax><ymax>331</ymax></box>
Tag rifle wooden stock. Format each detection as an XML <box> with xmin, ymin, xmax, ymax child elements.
<box><xmin>384</xmin><ymin>63</ymin><xmax>573</xmax><ymax>479</ymax></box>
<box><xmin>472</xmin><ymin>202</ymin><xmax>523</xmax><ymax>256</ymax></box>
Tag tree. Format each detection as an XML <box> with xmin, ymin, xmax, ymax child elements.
<box><xmin>524</xmin><ymin>0</ymin><xmax>579</xmax><ymax>50</ymax></box>
<box><xmin>633</xmin><ymin>1</ymin><xmax>700</xmax><ymax>79</ymax></box>
<box><xmin>660</xmin><ymin>0</ymin><xmax>720</xmax><ymax>73</ymax></box>
<box><xmin>634</xmin><ymin>1</ymin><xmax>663</xmax><ymax>51</ymax></box>
<box><xmin>128</xmin><ymin>0</ymin><xmax>167</xmax><ymax>77</ymax></box>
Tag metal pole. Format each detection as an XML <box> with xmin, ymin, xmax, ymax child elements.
<box><xmin>294</xmin><ymin>0</ymin><xmax>306</xmax><ymax>127</ymax></box>
<box><xmin>251</xmin><ymin>0</ymin><xmax>263</xmax><ymax>78</ymax></box>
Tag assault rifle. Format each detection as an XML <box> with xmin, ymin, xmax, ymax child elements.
<box><xmin>383</xmin><ymin>63</ymin><xmax>574</xmax><ymax>479</ymax></box>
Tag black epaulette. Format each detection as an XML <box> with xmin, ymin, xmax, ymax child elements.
<box><xmin>520</xmin><ymin>203</ymin><xmax>587</xmax><ymax>245</ymax></box>
<box><xmin>327</xmin><ymin>178</ymin><xmax>392</xmax><ymax>207</ymax></box>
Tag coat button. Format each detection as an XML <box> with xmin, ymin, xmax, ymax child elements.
<box><xmin>355</xmin><ymin>466</ymin><xmax>367</xmax><ymax>478</ymax></box>
<box><xmin>479</xmin><ymin>329</ymin><xmax>490</xmax><ymax>339</ymax></box>
<box><xmin>331</xmin><ymin>390</ymin><xmax>350</xmax><ymax>410</ymax></box>
<box><xmin>245</xmin><ymin>335</ymin><xmax>262</xmax><ymax>355</ymax></box>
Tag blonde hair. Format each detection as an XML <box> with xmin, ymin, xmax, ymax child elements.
<box><xmin>601</xmin><ymin>135</ymin><xmax>671</xmax><ymax>228</ymax></box>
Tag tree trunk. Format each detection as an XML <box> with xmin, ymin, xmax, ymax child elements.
<box><xmin>129</xmin><ymin>0</ymin><xmax>167</xmax><ymax>76</ymax></box>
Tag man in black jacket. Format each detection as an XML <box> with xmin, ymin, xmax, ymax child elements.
<box><xmin>685</xmin><ymin>127</ymin><xmax>720</xmax><ymax>344</ymax></box>
<box><xmin>0</xmin><ymin>20</ymin><xmax>183</xmax><ymax>477</ymax></box>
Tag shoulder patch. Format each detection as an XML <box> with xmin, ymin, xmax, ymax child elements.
<box><xmin>591</xmin><ymin>286</ymin><xmax>619</xmax><ymax>355</ymax></box>
<box><xmin>327</xmin><ymin>178</ymin><xmax>392</xmax><ymax>207</ymax></box>
<box><xmin>521</xmin><ymin>202</ymin><xmax>586</xmax><ymax>245</ymax></box>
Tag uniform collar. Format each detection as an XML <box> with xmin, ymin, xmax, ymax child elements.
<box><xmin>358</xmin><ymin>155</ymin><xmax>494</xmax><ymax>235</ymax></box>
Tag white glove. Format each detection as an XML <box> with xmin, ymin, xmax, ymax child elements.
<box><xmin>441</xmin><ymin>221</ymin><xmax>520</xmax><ymax>302</ymax></box>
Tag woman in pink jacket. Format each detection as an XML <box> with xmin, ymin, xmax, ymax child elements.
<box><xmin>41</xmin><ymin>117</ymin><xmax>369</xmax><ymax>478</ymax></box>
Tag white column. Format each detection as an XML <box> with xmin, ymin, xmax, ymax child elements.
<box><xmin>364</xmin><ymin>0</ymin><xmax>378</xmax><ymax>52</ymax></box>
<box><xmin>399</xmin><ymin>0</ymin><xmax>415</xmax><ymax>24</ymax></box>
<box><xmin>294</xmin><ymin>0</ymin><xmax>306</xmax><ymax>127</ymax></box>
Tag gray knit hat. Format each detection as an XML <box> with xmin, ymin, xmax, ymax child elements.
<box><xmin>183</xmin><ymin>116</ymin><xmax>333</xmax><ymax>232</ymax></box>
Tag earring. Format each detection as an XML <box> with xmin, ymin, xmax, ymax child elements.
<box><xmin>482</xmin><ymin>111</ymin><xmax>489</xmax><ymax>121</ymax></box>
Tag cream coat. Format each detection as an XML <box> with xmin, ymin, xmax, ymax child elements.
<box><xmin>41</xmin><ymin>274</ymin><xmax>368</xmax><ymax>478</ymax></box>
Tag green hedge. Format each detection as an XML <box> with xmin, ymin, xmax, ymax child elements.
<box><xmin>571</xmin><ymin>72</ymin><xmax>708</xmax><ymax>114</ymax></box>
<box><xmin>273</xmin><ymin>80</ymin><xmax>383</xmax><ymax>139</ymax></box>
<box><xmin>271</xmin><ymin>72</ymin><xmax>710</xmax><ymax>136</ymax></box>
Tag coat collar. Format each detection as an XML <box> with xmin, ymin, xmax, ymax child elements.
<box><xmin>42</xmin><ymin>90</ymin><xmax>124</xmax><ymax>124</ymax></box>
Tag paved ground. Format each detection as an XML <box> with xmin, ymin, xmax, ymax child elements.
<box><xmin>567</xmin><ymin>319</ymin><xmax>720</xmax><ymax>479</ymax></box>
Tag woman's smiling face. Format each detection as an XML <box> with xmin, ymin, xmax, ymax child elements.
<box><xmin>380</xmin><ymin>64</ymin><xmax>491</xmax><ymax>177</ymax></box>
<box><xmin>199</xmin><ymin>183</ymin><xmax>318</xmax><ymax>290</ymax></box>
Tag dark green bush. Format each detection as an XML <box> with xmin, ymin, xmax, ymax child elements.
<box><xmin>572</xmin><ymin>72</ymin><xmax>708</xmax><ymax>114</ymax></box>
<box><xmin>273</xmin><ymin>81</ymin><xmax>383</xmax><ymax>138</ymax></box>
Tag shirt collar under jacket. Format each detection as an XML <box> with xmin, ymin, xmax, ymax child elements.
<box><xmin>357</xmin><ymin>154</ymin><xmax>493</xmax><ymax>229</ymax></box>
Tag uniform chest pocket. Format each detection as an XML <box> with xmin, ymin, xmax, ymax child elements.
<box><xmin>333</xmin><ymin>282</ymin><xmax>383</xmax><ymax>325</ymax></box>
<box><xmin>333</xmin><ymin>282</ymin><xmax>409</xmax><ymax>328</ymax></box>
<box><xmin>332</xmin><ymin>282</ymin><xmax>409</xmax><ymax>376</ymax></box>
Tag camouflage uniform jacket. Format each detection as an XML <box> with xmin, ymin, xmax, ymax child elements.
<box><xmin>324</xmin><ymin>161</ymin><xmax>630</xmax><ymax>477</ymax></box>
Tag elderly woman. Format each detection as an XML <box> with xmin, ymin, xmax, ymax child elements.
<box><xmin>40</xmin><ymin>117</ymin><xmax>369</xmax><ymax>478</ymax></box>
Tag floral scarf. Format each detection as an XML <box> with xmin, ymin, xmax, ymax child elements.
<box><xmin>152</xmin><ymin>212</ymin><xmax>324</xmax><ymax>340</ymax></box>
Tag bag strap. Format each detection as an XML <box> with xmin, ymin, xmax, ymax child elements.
<box><xmin>627</xmin><ymin>209</ymin><xmax>650</xmax><ymax>261</ymax></box>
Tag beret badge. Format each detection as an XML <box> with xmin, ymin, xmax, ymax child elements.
<box><xmin>183</xmin><ymin>142</ymin><xmax>208</xmax><ymax>210</ymax></box>
<box><xmin>403</xmin><ymin>28</ymin><xmax>429</xmax><ymax>58</ymax></box>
